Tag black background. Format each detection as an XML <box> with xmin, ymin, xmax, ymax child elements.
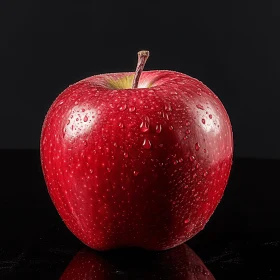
<box><xmin>1</xmin><ymin>1</ymin><xmax>280</xmax><ymax>279</ymax></box>
<box><xmin>1</xmin><ymin>0</ymin><xmax>280</xmax><ymax>158</ymax></box>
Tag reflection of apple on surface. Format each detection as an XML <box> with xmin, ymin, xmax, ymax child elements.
<box><xmin>60</xmin><ymin>244</ymin><xmax>215</xmax><ymax>279</ymax></box>
<box><xmin>41</xmin><ymin>50</ymin><xmax>233</xmax><ymax>250</ymax></box>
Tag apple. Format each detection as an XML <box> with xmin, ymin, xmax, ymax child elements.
<box><xmin>60</xmin><ymin>244</ymin><xmax>215</xmax><ymax>279</ymax></box>
<box><xmin>41</xmin><ymin>50</ymin><xmax>233</xmax><ymax>250</ymax></box>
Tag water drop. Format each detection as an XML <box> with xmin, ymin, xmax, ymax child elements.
<box><xmin>203</xmin><ymin>171</ymin><xmax>208</xmax><ymax>177</ymax></box>
<box><xmin>169</xmin><ymin>125</ymin><xmax>174</xmax><ymax>130</ymax></box>
<box><xmin>124</xmin><ymin>152</ymin><xmax>128</xmax><ymax>158</ymax></box>
<box><xmin>129</xmin><ymin>106</ymin><xmax>136</xmax><ymax>112</ymax></box>
<box><xmin>83</xmin><ymin>140</ymin><xmax>88</xmax><ymax>146</ymax></box>
<box><xmin>195</xmin><ymin>143</ymin><xmax>200</xmax><ymax>151</ymax></box>
<box><xmin>179</xmin><ymin>158</ymin><xmax>184</xmax><ymax>163</ymax></box>
<box><xmin>173</xmin><ymin>160</ymin><xmax>178</xmax><ymax>165</ymax></box>
<box><xmin>186</xmin><ymin>121</ymin><xmax>190</xmax><ymax>126</ymax></box>
<box><xmin>197</xmin><ymin>88</ymin><xmax>202</xmax><ymax>96</ymax></box>
<box><xmin>119</xmin><ymin>104</ymin><xmax>127</xmax><ymax>111</ymax></box>
<box><xmin>119</xmin><ymin>122</ymin><xmax>124</xmax><ymax>128</ymax></box>
<box><xmin>196</xmin><ymin>104</ymin><xmax>204</xmax><ymax>110</ymax></box>
<box><xmin>164</xmin><ymin>103</ymin><xmax>172</xmax><ymax>111</ymax></box>
<box><xmin>58</xmin><ymin>100</ymin><xmax>64</xmax><ymax>105</ymax></box>
<box><xmin>140</xmin><ymin>116</ymin><xmax>150</xmax><ymax>132</ymax></box>
<box><xmin>209</xmin><ymin>114</ymin><xmax>212</xmax><ymax>119</ymax></box>
<box><xmin>186</xmin><ymin>129</ymin><xmax>191</xmax><ymax>134</ymax></box>
<box><xmin>133</xmin><ymin>171</ymin><xmax>139</xmax><ymax>176</ymax></box>
<box><xmin>83</xmin><ymin>116</ymin><xmax>88</xmax><ymax>122</ymax></box>
<box><xmin>113</xmin><ymin>142</ymin><xmax>117</xmax><ymax>147</ymax></box>
<box><xmin>190</xmin><ymin>155</ymin><xmax>195</xmax><ymax>162</ymax></box>
<box><xmin>155</xmin><ymin>124</ymin><xmax>162</xmax><ymax>133</ymax></box>
<box><xmin>142</xmin><ymin>139</ymin><xmax>151</xmax><ymax>149</ymax></box>
<box><xmin>202</xmin><ymin>119</ymin><xmax>206</xmax><ymax>124</ymax></box>
<box><xmin>159</xmin><ymin>162</ymin><xmax>164</xmax><ymax>166</ymax></box>
<box><xmin>184</xmin><ymin>219</ymin><xmax>190</xmax><ymax>224</ymax></box>
<box><xmin>89</xmin><ymin>169</ymin><xmax>93</xmax><ymax>174</ymax></box>
<box><xmin>107</xmin><ymin>168</ymin><xmax>111</xmax><ymax>173</ymax></box>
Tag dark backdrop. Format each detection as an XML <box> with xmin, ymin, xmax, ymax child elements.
<box><xmin>1</xmin><ymin>0</ymin><xmax>279</xmax><ymax>158</ymax></box>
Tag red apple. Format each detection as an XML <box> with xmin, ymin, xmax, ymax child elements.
<box><xmin>60</xmin><ymin>244</ymin><xmax>215</xmax><ymax>279</ymax></box>
<box><xmin>40</xmin><ymin>51</ymin><xmax>233</xmax><ymax>250</ymax></box>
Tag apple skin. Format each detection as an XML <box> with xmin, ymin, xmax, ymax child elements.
<box><xmin>60</xmin><ymin>244</ymin><xmax>215</xmax><ymax>279</ymax></box>
<box><xmin>40</xmin><ymin>70</ymin><xmax>233</xmax><ymax>250</ymax></box>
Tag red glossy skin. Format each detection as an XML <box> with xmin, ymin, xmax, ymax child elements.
<box><xmin>60</xmin><ymin>244</ymin><xmax>215</xmax><ymax>279</ymax></box>
<box><xmin>41</xmin><ymin>70</ymin><xmax>233</xmax><ymax>250</ymax></box>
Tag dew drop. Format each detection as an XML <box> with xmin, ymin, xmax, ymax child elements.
<box><xmin>209</xmin><ymin>114</ymin><xmax>213</xmax><ymax>119</ymax></box>
<box><xmin>119</xmin><ymin>122</ymin><xmax>124</xmax><ymax>128</ymax></box>
<box><xmin>83</xmin><ymin>116</ymin><xmax>88</xmax><ymax>122</ymax></box>
<box><xmin>179</xmin><ymin>158</ymin><xmax>184</xmax><ymax>163</ymax></box>
<box><xmin>89</xmin><ymin>169</ymin><xmax>93</xmax><ymax>174</ymax></box>
<box><xmin>124</xmin><ymin>152</ymin><xmax>128</xmax><ymax>158</ymax></box>
<box><xmin>184</xmin><ymin>219</ymin><xmax>190</xmax><ymax>224</ymax></box>
<box><xmin>195</xmin><ymin>143</ymin><xmax>200</xmax><ymax>151</ymax></box>
<box><xmin>186</xmin><ymin>129</ymin><xmax>191</xmax><ymax>134</ymax></box>
<box><xmin>186</xmin><ymin>121</ymin><xmax>190</xmax><ymax>126</ymax></box>
<box><xmin>58</xmin><ymin>100</ymin><xmax>64</xmax><ymax>105</ymax></box>
<box><xmin>97</xmin><ymin>109</ymin><xmax>101</xmax><ymax>115</ymax></box>
<box><xmin>202</xmin><ymin>119</ymin><xmax>206</xmax><ymax>124</ymax></box>
<box><xmin>129</xmin><ymin>106</ymin><xmax>136</xmax><ymax>112</ymax></box>
<box><xmin>159</xmin><ymin>162</ymin><xmax>164</xmax><ymax>166</ymax></box>
<box><xmin>169</xmin><ymin>125</ymin><xmax>174</xmax><ymax>130</ymax></box>
<box><xmin>173</xmin><ymin>160</ymin><xmax>178</xmax><ymax>165</ymax></box>
<box><xmin>196</xmin><ymin>104</ymin><xmax>204</xmax><ymax>110</ymax></box>
<box><xmin>155</xmin><ymin>124</ymin><xmax>162</xmax><ymax>133</ymax></box>
<box><xmin>133</xmin><ymin>171</ymin><xmax>139</xmax><ymax>176</ymax></box>
<box><xmin>164</xmin><ymin>103</ymin><xmax>172</xmax><ymax>111</ymax></box>
<box><xmin>83</xmin><ymin>140</ymin><xmax>88</xmax><ymax>146</ymax></box>
<box><xmin>190</xmin><ymin>155</ymin><xmax>195</xmax><ymax>162</ymax></box>
<box><xmin>107</xmin><ymin>168</ymin><xmax>111</xmax><ymax>173</ymax></box>
<box><xmin>140</xmin><ymin>116</ymin><xmax>150</xmax><ymax>132</ymax></box>
<box><xmin>204</xmin><ymin>171</ymin><xmax>208</xmax><ymax>177</ymax></box>
<box><xmin>119</xmin><ymin>104</ymin><xmax>127</xmax><ymax>111</ymax></box>
<box><xmin>197</xmin><ymin>88</ymin><xmax>202</xmax><ymax>96</ymax></box>
<box><xmin>142</xmin><ymin>139</ymin><xmax>151</xmax><ymax>149</ymax></box>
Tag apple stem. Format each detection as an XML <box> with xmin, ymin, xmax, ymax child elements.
<box><xmin>132</xmin><ymin>50</ymin><xmax>150</xmax><ymax>89</ymax></box>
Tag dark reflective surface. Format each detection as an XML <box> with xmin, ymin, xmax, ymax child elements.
<box><xmin>0</xmin><ymin>150</ymin><xmax>279</xmax><ymax>279</ymax></box>
<box><xmin>60</xmin><ymin>245</ymin><xmax>214</xmax><ymax>279</ymax></box>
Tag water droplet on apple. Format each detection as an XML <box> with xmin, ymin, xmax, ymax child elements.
<box><xmin>58</xmin><ymin>100</ymin><xmax>64</xmax><ymax>105</ymax></box>
<box><xmin>186</xmin><ymin>121</ymin><xmax>190</xmax><ymax>126</ymax></box>
<box><xmin>119</xmin><ymin>104</ymin><xmax>127</xmax><ymax>111</ymax></box>
<box><xmin>107</xmin><ymin>168</ymin><xmax>111</xmax><ymax>172</ymax></box>
<box><xmin>140</xmin><ymin>116</ymin><xmax>150</xmax><ymax>132</ymax></box>
<box><xmin>209</xmin><ymin>114</ymin><xmax>213</xmax><ymax>119</ymax></box>
<box><xmin>202</xmin><ymin>119</ymin><xmax>206</xmax><ymax>124</ymax></box>
<box><xmin>197</xmin><ymin>88</ymin><xmax>202</xmax><ymax>96</ymax></box>
<box><xmin>195</xmin><ymin>142</ymin><xmax>200</xmax><ymax>151</ymax></box>
<box><xmin>159</xmin><ymin>162</ymin><xmax>164</xmax><ymax>166</ymax></box>
<box><xmin>169</xmin><ymin>125</ymin><xmax>174</xmax><ymax>130</ymax></box>
<box><xmin>119</xmin><ymin>122</ymin><xmax>124</xmax><ymax>128</ymax></box>
<box><xmin>179</xmin><ymin>158</ymin><xmax>183</xmax><ymax>163</ymax></box>
<box><xmin>190</xmin><ymin>155</ymin><xmax>195</xmax><ymax>162</ymax></box>
<box><xmin>83</xmin><ymin>116</ymin><xmax>88</xmax><ymax>122</ymax></box>
<box><xmin>204</xmin><ymin>171</ymin><xmax>208</xmax><ymax>177</ymax></box>
<box><xmin>129</xmin><ymin>106</ymin><xmax>136</xmax><ymax>112</ymax></box>
<box><xmin>124</xmin><ymin>152</ymin><xmax>128</xmax><ymax>158</ymax></box>
<box><xmin>83</xmin><ymin>140</ymin><xmax>88</xmax><ymax>146</ymax></box>
<box><xmin>142</xmin><ymin>138</ymin><xmax>151</xmax><ymax>149</ymax></box>
<box><xmin>89</xmin><ymin>169</ymin><xmax>93</xmax><ymax>174</ymax></box>
<box><xmin>196</xmin><ymin>104</ymin><xmax>204</xmax><ymax>110</ymax></box>
<box><xmin>184</xmin><ymin>219</ymin><xmax>190</xmax><ymax>224</ymax></box>
<box><xmin>133</xmin><ymin>171</ymin><xmax>139</xmax><ymax>176</ymax></box>
<box><xmin>165</xmin><ymin>103</ymin><xmax>172</xmax><ymax>111</ymax></box>
<box><xmin>173</xmin><ymin>160</ymin><xmax>178</xmax><ymax>165</ymax></box>
<box><xmin>186</xmin><ymin>129</ymin><xmax>191</xmax><ymax>134</ymax></box>
<box><xmin>155</xmin><ymin>124</ymin><xmax>162</xmax><ymax>133</ymax></box>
